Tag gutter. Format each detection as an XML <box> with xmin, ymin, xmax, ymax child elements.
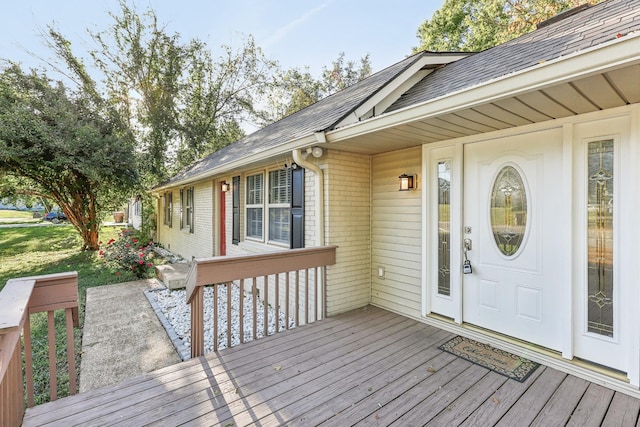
<box><xmin>292</xmin><ymin>147</ymin><xmax>325</xmax><ymax>247</ymax></box>
<box><xmin>151</xmin><ymin>133</ymin><xmax>320</xmax><ymax>193</ymax></box>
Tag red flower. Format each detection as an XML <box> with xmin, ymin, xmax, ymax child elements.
<box><xmin>147</xmin><ymin>263</ymin><xmax>153</xmax><ymax>267</ymax></box>
<box><xmin>116</xmin><ymin>271</ymin><xmax>121</xmax><ymax>276</ymax></box>
<box><xmin>125</xmin><ymin>244</ymin><xmax>130</xmax><ymax>248</ymax></box>
<box><xmin>139</xmin><ymin>260</ymin><xmax>144</xmax><ymax>265</ymax></box>
<box><xmin>139</xmin><ymin>253</ymin><xmax>144</xmax><ymax>257</ymax></box>
<box><xmin>99</xmin><ymin>241</ymin><xmax>103</xmax><ymax>245</ymax></box>
<box><xmin>131</xmin><ymin>265</ymin><xmax>135</xmax><ymax>270</ymax></box>
<box><xmin>133</xmin><ymin>238</ymin><xmax>138</xmax><ymax>243</ymax></box>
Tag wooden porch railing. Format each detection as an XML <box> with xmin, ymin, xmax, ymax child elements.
<box><xmin>186</xmin><ymin>246</ymin><xmax>337</xmax><ymax>358</ymax></box>
<box><xmin>0</xmin><ymin>272</ymin><xmax>79</xmax><ymax>427</ymax></box>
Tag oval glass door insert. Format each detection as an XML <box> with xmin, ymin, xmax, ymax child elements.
<box><xmin>490</xmin><ymin>165</ymin><xmax>527</xmax><ymax>256</ymax></box>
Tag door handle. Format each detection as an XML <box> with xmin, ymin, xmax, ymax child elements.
<box><xmin>463</xmin><ymin>238</ymin><xmax>473</xmax><ymax>274</ymax></box>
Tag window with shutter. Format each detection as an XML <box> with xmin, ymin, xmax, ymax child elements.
<box><xmin>268</xmin><ymin>169</ymin><xmax>290</xmax><ymax>244</ymax></box>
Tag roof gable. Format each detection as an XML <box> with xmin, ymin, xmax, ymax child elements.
<box><xmin>386</xmin><ymin>0</ymin><xmax>640</xmax><ymax>113</ymax></box>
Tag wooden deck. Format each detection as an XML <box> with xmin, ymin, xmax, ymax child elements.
<box><xmin>22</xmin><ymin>306</ymin><xmax>640</xmax><ymax>426</ymax></box>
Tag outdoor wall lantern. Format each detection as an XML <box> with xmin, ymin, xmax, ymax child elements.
<box><xmin>398</xmin><ymin>174</ymin><xmax>415</xmax><ymax>191</ymax></box>
<box><xmin>221</xmin><ymin>182</ymin><xmax>231</xmax><ymax>192</ymax></box>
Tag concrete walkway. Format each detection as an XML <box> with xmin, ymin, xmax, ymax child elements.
<box><xmin>79</xmin><ymin>279</ymin><xmax>181</xmax><ymax>392</ymax></box>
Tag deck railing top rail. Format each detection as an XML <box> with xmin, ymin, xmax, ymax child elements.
<box><xmin>186</xmin><ymin>246</ymin><xmax>337</xmax><ymax>304</ymax></box>
<box><xmin>0</xmin><ymin>271</ymin><xmax>79</xmax><ymax>427</ymax></box>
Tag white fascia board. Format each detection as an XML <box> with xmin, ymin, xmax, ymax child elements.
<box><xmin>335</xmin><ymin>53</ymin><xmax>470</xmax><ymax>128</ymax></box>
<box><xmin>326</xmin><ymin>33</ymin><xmax>640</xmax><ymax>143</ymax></box>
<box><xmin>152</xmin><ymin>133</ymin><xmax>319</xmax><ymax>192</ymax></box>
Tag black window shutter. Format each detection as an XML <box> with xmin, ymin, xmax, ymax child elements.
<box><xmin>290</xmin><ymin>167</ymin><xmax>304</xmax><ymax>249</ymax></box>
<box><xmin>232</xmin><ymin>176</ymin><xmax>240</xmax><ymax>244</ymax></box>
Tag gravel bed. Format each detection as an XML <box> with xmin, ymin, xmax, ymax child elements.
<box><xmin>148</xmin><ymin>284</ymin><xmax>294</xmax><ymax>357</ymax></box>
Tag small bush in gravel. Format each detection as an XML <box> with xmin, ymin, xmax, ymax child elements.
<box><xmin>100</xmin><ymin>228</ymin><xmax>156</xmax><ymax>278</ymax></box>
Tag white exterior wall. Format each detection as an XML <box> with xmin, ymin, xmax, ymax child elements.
<box><xmin>157</xmin><ymin>182</ymin><xmax>214</xmax><ymax>260</ymax></box>
<box><xmin>324</xmin><ymin>151</ymin><xmax>371</xmax><ymax>316</ymax></box>
<box><xmin>370</xmin><ymin>147</ymin><xmax>422</xmax><ymax>318</ymax></box>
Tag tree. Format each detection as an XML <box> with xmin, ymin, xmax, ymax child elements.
<box><xmin>321</xmin><ymin>52</ymin><xmax>372</xmax><ymax>95</ymax></box>
<box><xmin>414</xmin><ymin>0</ymin><xmax>603</xmax><ymax>53</ymax></box>
<box><xmin>0</xmin><ymin>64</ymin><xmax>139</xmax><ymax>250</ymax></box>
<box><xmin>84</xmin><ymin>1</ymin><xmax>278</xmax><ymax>181</ymax></box>
<box><xmin>261</xmin><ymin>52</ymin><xmax>372</xmax><ymax>124</ymax></box>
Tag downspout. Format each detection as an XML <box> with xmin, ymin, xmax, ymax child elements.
<box><xmin>292</xmin><ymin>145</ymin><xmax>327</xmax><ymax>317</ymax></box>
<box><xmin>292</xmin><ymin>148</ymin><xmax>325</xmax><ymax>247</ymax></box>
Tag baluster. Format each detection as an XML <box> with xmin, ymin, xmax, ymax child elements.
<box><xmin>239</xmin><ymin>279</ymin><xmax>245</xmax><ymax>344</ymax></box>
<box><xmin>275</xmin><ymin>274</ymin><xmax>280</xmax><ymax>333</ymax></box>
<box><xmin>227</xmin><ymin>283</ymin><xmax>232</xmax><ymax>349</ymax></box>
<box><xmin>213</xmin><ymin>284</ymin><xmax>219</xmax><ymax>352</ymax></box>
<box><xmin>47</xmin><ymin>311</ymin><xmax>57</xmax><ymax>401</ymax></box>
<box><xmin>252</xmin><ymin>277</ymin><xmax>257</xmax><ymax>341</ymax></box>
<box><xmin>263</xmin><ymin>275</ymin><xmax>269</xmax><ymax>338</ymax></box>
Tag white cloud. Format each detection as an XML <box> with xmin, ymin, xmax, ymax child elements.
<box><xmin>261</xmin><ymin>1</ymin><xmax>332</xmax><ymax>48</ymax></box>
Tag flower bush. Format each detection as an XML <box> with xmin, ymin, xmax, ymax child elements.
<box><xmin>99</xmin><ymin>228</ymin><xmax>156</xmax><ymax>278</ymax></box>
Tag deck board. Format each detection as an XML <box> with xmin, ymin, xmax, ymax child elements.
<box><xmin>566</xmin><ymin>383</ymin><xmax>615</xmax><ymax>427</ymax></box>
<box><xmin>21</xmin><ymin>305</ymin><xmax>640</xmax><ymax>426</ymax></box>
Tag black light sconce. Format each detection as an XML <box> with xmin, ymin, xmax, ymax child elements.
<box><xmin>221</xmin><ymin>182</ymin><xmax>231</xmax><ymax>192</ymax></box>
<box><xmin>398</xmin><ymin>174</ymin><xmax>415</xmax><ymax>191</ymax></box>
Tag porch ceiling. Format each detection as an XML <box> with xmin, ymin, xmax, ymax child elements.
<box><xmin>328</xmin><ymin>63</ymin><xmax>640</xmax><ymax>155</ymax></box>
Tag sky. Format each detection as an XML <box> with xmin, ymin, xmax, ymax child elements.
<box><xmin>1</xmin><ymin>0</ymin><xmax>444</xmax><ymax>78</ymax></box>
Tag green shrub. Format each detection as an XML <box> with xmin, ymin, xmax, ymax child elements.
<box><xmin>99</xmin><ymin>228</ymin><xmax>156</xmax><ymax>279</ymax></box>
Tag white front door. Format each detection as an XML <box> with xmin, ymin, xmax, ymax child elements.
<box><xmin>462</xmin><ymin>129</ymin><xmax>565</xmax><ymax>351</ymax></box>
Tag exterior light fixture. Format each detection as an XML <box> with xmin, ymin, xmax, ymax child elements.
<box><xmin>221</xmin><ymin>182</ymin><xmax>231</xmax><ymax>192</ymax></box>
<box><xmin>398</xmin><ymin>174</ymin><xmax>415</xmax><ymax>191</ymax></box>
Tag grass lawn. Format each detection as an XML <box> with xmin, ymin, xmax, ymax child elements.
<box><xmin>0</xmin><ymin>209</ymin><xmax>43</xmax><ymax>224</ymax></box>
<box><xmin>0</xmin><ymin>224</ymin><xmax>150</xmax><ymax>405</ymax></box>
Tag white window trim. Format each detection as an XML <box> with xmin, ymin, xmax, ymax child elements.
<box><xmin>244</xmin><ymin>168</ymin><xmax>291</xmax><ymax>248</ymax></box>
<box><xmin>245</xmin><ymin>172</ymin><xmax>265</xmax><ymax>242</ymax></box>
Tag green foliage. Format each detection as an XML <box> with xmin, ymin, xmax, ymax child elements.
<box><xmin>321</xmin><ymin>52</ymin><xmax>372</xmax><ymax>94</ymax></box>
<box><xmin>414</xmin><ymin>0</ymin><xmax>603</xmax><ymax>52</ymax></box>
<box><xmin>261</xmin><ymin>52</ymin><xmax>372</xmax><ymax>124</ymax></box>
<box><xmin>99</xmin><ymin>228</ymin><xmax>156</xmax><ymax>279</ymax></box>
<box><xmin>82</xmin><ymin>1</ymin><xmax>278</xmax><ymax>181</ymax></box>
<box><xmin>0</xmin><ymin>64</ymin><xmax>139</xmax><ymax>250</ymax></box>
<box><xmin>0</xmin><ymin>225</ymin><xmax>135</xmax><ymax>404</ymax></box>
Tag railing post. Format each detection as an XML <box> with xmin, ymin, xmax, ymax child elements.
<box><xmin>0</xmin><ymin>278</ymin><xmax>35</xmax><ymax>427</ymax></box>
<box><xmin>190</xmin><ymin>286</ymin><xmax>204</xmax><ymax>358</ymax></box>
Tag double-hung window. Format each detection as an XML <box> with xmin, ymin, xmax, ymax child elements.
<box><xmin>180</xmin><ymin>187</ymin><xmax>195</xmax><ymax>233</ymax></box>
<box><xmin>243</xmin><ymin>168</ymin><xmax>304</xmax><ymax>248</ymax></box>
<box><xmin>246</xmin><ymin>174</ymin><xmax>264</xmax><ymax>240</ymax></box>
<box><xmin>186</xmin><ymin>187</ymin><xmax>194</xmax><ymax>233</ymax></box>
<box><xmin>268</xmin><ymin>169</ymin><xmax>291</xmax><ymax>244</ymax></box>
<box><xmin>163</xmin><ymin>192</ymin><xmax>173</xmax><ymax>228</ymax></box>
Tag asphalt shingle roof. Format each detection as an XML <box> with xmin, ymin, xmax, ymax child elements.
<box><xmin>162</xmin><ymin>0</ymin><xmax>639</xmax><ymax>188</ymax></box>
<box><xmin>387</xmin><ymin>0</ymin><xmax>640</xmax><ymax>112</ymax></box>
<box><xmin>161</xmin><ymin>53</ymin><xmax>426</xmax><ymax>186</ymax></box>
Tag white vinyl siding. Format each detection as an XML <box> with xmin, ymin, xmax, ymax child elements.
<box><xmin>370</xmin><ymin>147</ymin><xmax>422</xmax><ymax>318</ymax></box>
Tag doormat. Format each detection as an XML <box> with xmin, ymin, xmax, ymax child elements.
<box><xmin>439</xmin><ymin>336</ymin><xmax>540</xmax><ymax>382</ymax></box>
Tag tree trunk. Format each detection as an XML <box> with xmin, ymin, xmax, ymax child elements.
<box><xmin>63</xmin><ymin>191</ymin><xmax>101</xmax><ymax>251</ymax></box>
